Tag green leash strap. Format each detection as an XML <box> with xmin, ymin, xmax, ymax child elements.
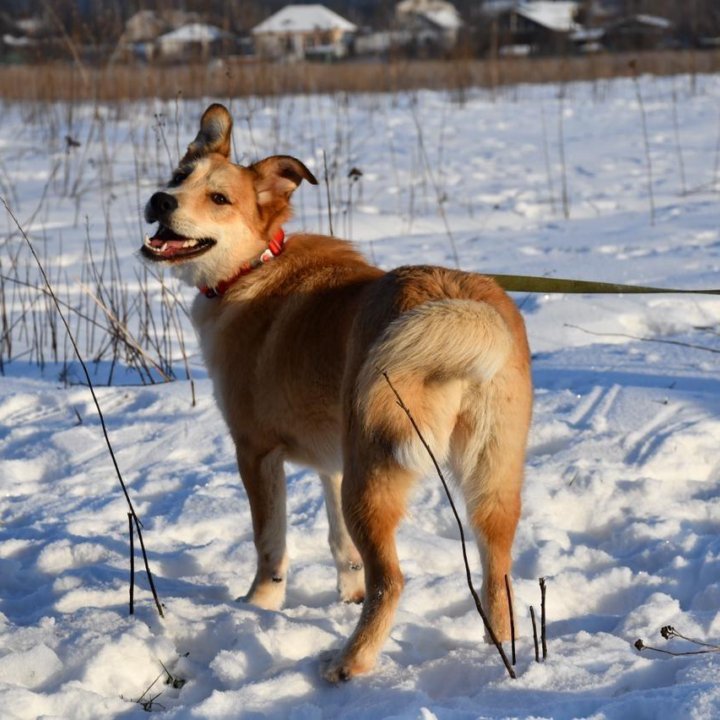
<box><xmin>489</xmin><ymin>274</ymin><xmax>720</xmax><ymax>296</ymax></box>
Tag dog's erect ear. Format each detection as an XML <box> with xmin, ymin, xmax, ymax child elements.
<box><xmin>181</xmin><ymin>103</ymin><xmax>233</xmax><ymax>163</ymax></box>
<box><xmin>250</xmin><ymin>155</ymin><xmax>318</xmax><ymax>206</ymax></box>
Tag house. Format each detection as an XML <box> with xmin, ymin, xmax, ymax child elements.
<box><xmin>602</xmin><ymin>14</ymin><xmax>674</xmax><ymax>51</ymax></box>
<box><xmin>252</xmin><ymin>4</ymin><xmax>357</xmax><ymax>61</ymax></box>
<box><xmin>156</xmin><ymin>23</ymin><xmax>236</xmax><ymax>62</ymax></box>
<box><xmin>396</xmin><ymin>0</ymin><xmax>464</xmax><ymax>55</ymax></box>
<box><xmin>0</xmin><ymin>13</ymin><xmax>51</xmax><ymax>62</ymax></box>
<box><xmin>111</xmin><ymin>9</ymin><xmax>203</xmax><ymax>62</ymax></box>
<box><xmin>484</xmin><ymin>1</ymin><xmax>581</xmax><ymax>55</ymax></box>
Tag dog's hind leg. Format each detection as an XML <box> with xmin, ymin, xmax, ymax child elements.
<box><xmin>321</xmin><ymin>473</ymin><xmax>365</xmax><ymax>604</ymax></box>
<box><xmin>468</xmin><ymin>478</ymin><xmax>521</xmax><ymax>643</ymax></box>
<box><xmin>236</xmin><ymin>447</ymin><xmax>288</xmax><ymax>611</ymax></box>
<box><xmin>450</xmin><ymin>382</ymin><xmax>530</xmax><ymax>642</ymax></box>
<box><xmin>322</xmin><ymin>453</ymin><xmax>414</xmax><ymax>682</ymax></box>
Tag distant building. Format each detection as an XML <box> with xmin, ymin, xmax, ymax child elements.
<box><xmin>157</xmin><ymin>23</ymin><xmax>235</xmax><ymax>62</ymax></box>
<box><xmin>396</xmin><ymin>0</ymin><xmax>464</xmax><ymax>54</ymax></box>
<box><xmin>355</xmin><ymin>0</ymin><xmax>463</xmax><ymax>59</ymax></box>
<box><xmin>111</xmin><ymin>10</ymin><xmax>204</xmax><ymax>62</ymax></box>
<box><xmin>484</xmin><ymin>1</ymin><xmax>581</xmax><ymax>55</ymax></box>
<box><xmin>252</xmin><ymin>4</ymin><xmax>357</xmax><ymax>61</ymax></box>
<box><xmin>602</xmin><ymin>14</ymin><xmax>674</xmax><ymax>51</ymax></box>
<box><xmin>0</xmin><ymin>13</ymin><xmax>50</xmax><ymax>61</ymax></box>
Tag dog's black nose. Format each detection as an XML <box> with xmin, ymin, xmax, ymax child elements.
<box><xmin>149</xmin><ymin>192</ymin><xmax>178</xmax><ymax>216</ymax></box>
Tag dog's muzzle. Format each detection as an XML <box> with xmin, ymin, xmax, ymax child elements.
<box><xmin>141</xmin><ymin>192</ymin><xmax>215</xmax><ymax>262</ymax></box>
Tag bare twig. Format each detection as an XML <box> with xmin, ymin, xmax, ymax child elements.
<box><xmin>505</xmin><ymin>574</ymin><xmax>516</xmax><ymax>666</ymax></box>
<box><xmin>530</xmin><ymin>606</ymin><xmax>540</xmax><ymax>662</ymax></box>
<box><xmin>381</xmin><ymin>370</ymin><xmax>516</xmax><ymax>679</ymax></box>
<box><xmin>540</xmin><ymin>577</ymin><xmax>547</xmax><ymax>659</ymax></box>
<box><xmin>409</xmin><ymin>100</ymin><xmax>460</xmax><ymax>267</ymax></box>
<box><xmin>2</xmin><ymin>198</ymin><xmax>164</xmax><ymax>619</ymax></box>
<box><xmin>634</xmin><ymin>638</ymin><xmax>720</xmax><ymax>657</ymax></box>
<box><xmin>564</xmin><ymin>322</ymin><xmax>720</xmax><ymax>355</ymax></box>
<box><xmin>670</xmin><ymin>83</ymin><xmax>687</xmax><ymax>196</ymax></box>
<box><xmin>132</xmin><ymin>669</ymin><xmax>166</xmax><ymax>711</ymax></box>
<box><xmin>323</xmin><ymin>149</ymin><xmax>334</xmax><ymax>237</ymax></box>
<box><xmin>635</xmin><ymin>626</ymin><xmax>720</xmax><ymax>657</ymax></box>
<box><xmin>128</xmin><ymin>512</ymin><xmax>135</xmax><ymax>615</ymax></box>
<box><xmin>80</xmin><ymin>282</ymin><xmax>173</xmax><ymax>382</ymax></box>
<box><xmin>557</xmin><ymin>85</ymin><xmax>570</xmax><ymax>220</ymax></box>
<box><xmin>661</xmin><ymin>625</ymin><xmax>720</xmax><ymax>649</ymax></box>
<box><xmin>630</xmin><ymin>61</ymin><xmax>656</xmax><ymax>225</ymax></box>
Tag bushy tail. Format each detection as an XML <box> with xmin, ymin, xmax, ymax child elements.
<box><xmin>355</xmin><ymin>299</ymin><xmax>512</xmax><ymax>472</ymax></box>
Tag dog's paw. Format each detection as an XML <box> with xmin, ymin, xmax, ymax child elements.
<box><xmin>338</xmin><ymin>563</ymin><xmax>365</xmax><ymax>604</ymax></box>
<box><xmin>239</xmin><ymin>578</ymin><xmax>285</xmax><ymax>611</ymax></box>
<box><xmin>320</xmin><ymin>650</ymin><xmax>354</xmax><ymax>683</ymax></box>
<box><xmin>320</xmin><ymin>647</ymin><xmax>376</xmax><ymax>683</ymax></box>
<box><xmin>341</xmin><ymin>589</ymin><xmax>365</xmax><ymax>604</ymax></box>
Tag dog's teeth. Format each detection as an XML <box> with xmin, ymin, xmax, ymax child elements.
<box><xmin>143</xmin><ymin>234</ymin><xmax>151</xmax><ymax>247</ymax></box>
<box><xmin>160</xmin><ymin>243</ymin><xmax>168</xmax><ymax>253</ymax></box>
<box><xmin>182</xmin><ymin>239</ymin><xmax>197</xmax><ymax>249</ymax></box>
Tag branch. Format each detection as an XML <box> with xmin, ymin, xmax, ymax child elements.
<box><xmin>2</xmin><ymin>198</ymin><xmax>164</xmax><ymax>619</ymax></box>
<box><xmin>564</xmin><ymin>323</ymin><xmax>720</xmax><ymax>355</ymax></box>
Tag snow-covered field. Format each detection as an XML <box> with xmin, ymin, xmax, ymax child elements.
<box><xmin>1</xmin><ymin>74</ymin><xmax>720</xmax><ymax>719</ymax></box>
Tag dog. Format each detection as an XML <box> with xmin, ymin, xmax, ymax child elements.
<box><xmin>142</xmin><ymin>103</ymin><xmax>532</xmax><ymax>682</ymax></box>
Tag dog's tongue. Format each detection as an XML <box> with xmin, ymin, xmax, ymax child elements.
<box><xmin>145</xmin><ymin>226</ymin><xmax>200</xmax><ymax>259</ymax></box>
<box><xmin>149</xmin><ymin>225</ymin><xmax>186</xmax><ymax>244</ymax></box>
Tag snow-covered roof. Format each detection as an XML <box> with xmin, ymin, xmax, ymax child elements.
<box><xmin>516</xmin><ymin>1</ymin><xmax>580</xmax><ymax>33</ymax></box>
<box><xmin>253</xmin><ymin>5</ymin><xmax>357</xmax><ymax>35</ymax></box>
<box><xmin>2</xmin><ymin>33</ymin><xmax>34</xmax><ymax>47</ymax></box>
<box><xmin>423</xmin><ymin>8</ymin><xmax>463</xmax><ymax>31</ymax></box>
<box><xmin>397</xmin><ymin>0</ymin><xmax>463</xmax><ymax>29</ymax></box>
<box><xmin>158</xmin><ymin>23</ymin><xmax>228</xmax><ymax>44</ymax></box>
<box><xmin>632</xmin><ymin>14</ymin><xmax>672</xmax><ymax>30</ymax></box>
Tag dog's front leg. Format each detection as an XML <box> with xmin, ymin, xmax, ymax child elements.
<box><xmin>236</xmin><ymin>447</ymin><xmax>288</xmax><ymax>611</ymax></box>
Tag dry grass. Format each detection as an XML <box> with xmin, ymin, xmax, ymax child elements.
<box><xmin>0</xmin><ymin>48</ymin><xmax>715</xmax><ymax>387</ymax></box>
<box><xmin>1</xmin><ymin>50</ymin><xmax>718</xmax><ymax>102</ymax></box>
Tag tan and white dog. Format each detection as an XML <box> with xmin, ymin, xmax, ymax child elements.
<box><xmin>142</xmin><ymin>104</ymin><xmax>532</xmax><ymax>682</ymax></box>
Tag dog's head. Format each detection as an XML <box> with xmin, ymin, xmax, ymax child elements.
<box><xmin>142</xmin><ymin>103</ymin><xmax>317</xmax><ymax>289</ymax></box>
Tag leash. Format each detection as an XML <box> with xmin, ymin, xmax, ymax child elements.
<box><xmin>489</xmin><ymin>274</ymin><xmax>720</xmax><ymax>296</ymax></box>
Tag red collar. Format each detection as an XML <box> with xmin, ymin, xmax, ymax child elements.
<box><xmin>199</xmin><ymin>228</ymin><xmax>286</xmax><ymax>299</ymax></box>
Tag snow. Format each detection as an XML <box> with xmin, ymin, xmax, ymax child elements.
<box><xmin>1</xmin><ymin>73</ymin><xmax>720</xmax><ymax>718</ymax></box>
<box><xmin>252</xmin><ymin>5</ymin><xmax>357</xmax><ymax>35</ymax></box>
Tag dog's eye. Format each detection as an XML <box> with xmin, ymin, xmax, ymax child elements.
<box><xmin>170</xmin><ymin>172</ymin><xmax>186</xmax><ymax>186</ymax></box>
<box><xmin>211</xmin><ymin>192</ymin><xmax>230</xmax><ymax>205</ymax></box>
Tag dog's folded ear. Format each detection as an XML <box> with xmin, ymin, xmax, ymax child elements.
<box><xmin>181</xmin><ymin>103</ymin><xmax>233</xmax><ymax>162</ymax></box>
<box><xmin>250</xmin><ymin>155</ymin><xmax>319</xmax><ymax>206</ymax></box>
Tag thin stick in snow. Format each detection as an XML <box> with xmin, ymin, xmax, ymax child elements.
<box><xmin>2</xmin><ymin>197</ymin><xmax>165</xmax><ymax>619</ymax></box>
<box><xmin>540</xmin><ymin>577</ymin><xmax>547</xmax><ymax>660</ymax></box>
<box><xmin>323</xmin><ymin>149</ymin><xmax>334</xmax><ymax>237</ymax></box>
<box><xmin>557</xmin><ymin>86</ymin><xmax>570</xmax><ymax>220</ymax></box>
<box><xmin>630</xmin><ymin>61</ymin><xmax>656</xmax><ymax>226</ymax></box>
<box><xmin>505</xmin><ymin>574</ymin><xmax>516</xmax><ymax>666</ymax></box>
<box><xmin>129</xmin><ymin>512</ymin><xmax>135</xmax><ymax>615</ymax></box>
<box><xmin>530</xmin><ymin>605</ymin><xmax>540</xmax><ymax>662</ymax></box>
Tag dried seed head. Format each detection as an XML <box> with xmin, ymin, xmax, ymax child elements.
<box><xmin>634</xmin><ymin>639</ymin><xmax>645</xmax><ymax>651</ymax></box>
<box><xmin>660</xmin><ymin>626</ymin><xmax>675</xmax><ymax>640</ymax></box>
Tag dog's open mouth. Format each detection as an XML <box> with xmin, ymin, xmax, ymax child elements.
<box><xmin>141</xmin><ymin>225</ymin><xmax>215</xmax><ymax>262</ymax></box>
